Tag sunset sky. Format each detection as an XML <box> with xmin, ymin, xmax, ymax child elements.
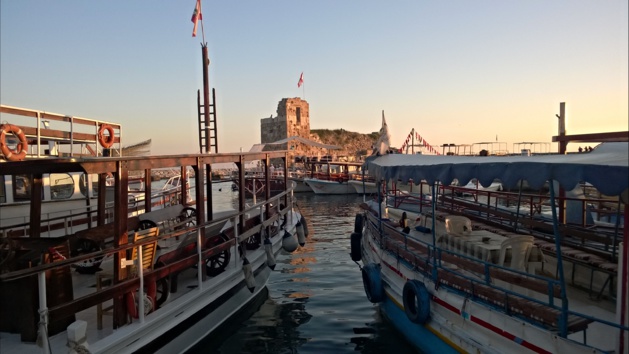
<box><xmin>1</xmin><ymin>1</ymin><xmax>627</xmax><ymax>155</ymax></box>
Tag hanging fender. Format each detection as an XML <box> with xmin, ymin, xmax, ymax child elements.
<box><xmin>299</xmin><ymin>215</ymin><xmax>309</xmax><ymax>237</ymax></box>
<box><xmin>354</xmin><ymin>213</ymin><xmax>364</xmax><ymax>234</ymax></box>
<box><xmin>361</xmin><ymin>263</ymin><xmax>385</xmax><ymax>303</ymax></box>
<box><xmin>350</xmin><ymin>232</ymin><xmax>362</xmax><ymax>262</ymax></box>
<box><xmin>403</xmin><ymin>280</ymin><xmax>431</xmax><ymax>324</ymax></box>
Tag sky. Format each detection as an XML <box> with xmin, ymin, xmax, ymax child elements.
<box><xmin>1</xmin><ymin>1</ymin><xmax>627</xmax><ymax>156</ymax></box>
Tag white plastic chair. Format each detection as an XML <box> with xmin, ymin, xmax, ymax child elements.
<box><xmin>445</xmin><ymin>216</ymin><xmax>472</xmax><ymax>236</ymax></box>
<box><xmin>498</xmin><ymin>235</ymin><xmax>534</xmax><ymax>271</ymax></box>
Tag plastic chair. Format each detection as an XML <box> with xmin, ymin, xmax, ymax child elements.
<box><xmin>498</xmin><ymin>235</ymin><xmax>534</xmax><ymax>271</ymax></box>
<box><xmin>445</xmin><ymin>216</ymin><xmax>472</xmax><ymax>236</ymax></box>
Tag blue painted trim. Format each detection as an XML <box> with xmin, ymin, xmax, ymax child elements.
<box><xmin>380</xmin><ymin>296</ymin><xmax>459</xmax><ymax>354</ymax></box>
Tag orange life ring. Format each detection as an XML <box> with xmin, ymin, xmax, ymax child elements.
<box><xmin>125</xmin><ymin>282</ymin><xmax>157</xmax><ymax>318</ymax></box>
<box><xmin>0</xmin><ymin>124</ymin><xmax>28</xmax><ymax>161</ymax></box>
<box><xmin>98</xmin><ymin>124</ymin><xmax>115</xmax><ymax>148</ymax></box>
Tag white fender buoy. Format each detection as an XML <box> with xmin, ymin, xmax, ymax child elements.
<box><xmin>264</xmin><ymin>238</ymin><xmax>276</xmax><ymax>270</ymax></box>
<box><xmin>282</xmin><ymin>230</ymin><xmax>298</xmax><ymax>252</ymax></box>
<box><xmin>242</xmin><ymin>257</ymin><xmax>255</xmax><ymax>293</ymax></box>
<box><xmin>296</xmin><ymin>222</ymin><xmax>306</xmax><ymax>247</ymax></box>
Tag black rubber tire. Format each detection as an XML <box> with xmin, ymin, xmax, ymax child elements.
<box><xmin>354</xmin><ymin>214</ymin><xmax>364</xmax><ymax>234</ymax></box>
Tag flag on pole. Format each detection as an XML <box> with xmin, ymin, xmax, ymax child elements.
<box><xmin>297</xmin><ymin>72</ymin><xmax>304</xmax><ymax>88</ymax></box>
<box><xmin>191</xmin><ymin>0</ymin><xmax>202</xmax><ymax>37</ymax></box>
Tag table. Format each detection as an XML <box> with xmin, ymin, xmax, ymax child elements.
<box><xmin>441</xmin><ymin>230</ymin><xmax>507</xmax><ymax>263</ymax></box>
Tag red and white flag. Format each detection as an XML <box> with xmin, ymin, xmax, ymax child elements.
<box><xmin>191</xmin><ymin>0</ymin><xmax>202</xmax><ymax>37</ymax></box>
<box><xmin>297</xmin><ymin>72</ymin><xmax>304</xmax><ymax>88</ymax></box>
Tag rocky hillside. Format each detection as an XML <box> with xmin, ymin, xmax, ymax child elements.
<box><xmin>310</xmin><ymin>129</ymin><xmax>380</xmax><ymax>159</ymax></box>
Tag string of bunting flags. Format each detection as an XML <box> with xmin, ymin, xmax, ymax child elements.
<box><xmin>398</xmin><ymin>129</ymin><xmax>440</xmax><ymax>155</ymax></box>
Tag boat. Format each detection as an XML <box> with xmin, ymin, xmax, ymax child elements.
<box><xmin>348</xmin><ymin>178</ymin><xmax>379</xmax><ymax>195</ymax></box>
<box><xmin>303</xmin><ymin>161</ymin><xmax>364</xmax><ymax>195</ymax></box>
<box><xmin>0</xmin><ymin>54</ymin><xmax>308</xmax><ymax>354</ymax></box>
<box><xmin>352</xmin><ymin>141</ymin><xmax>628</xmax><ymax>353</ymax></box>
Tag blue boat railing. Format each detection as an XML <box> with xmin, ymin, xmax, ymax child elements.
<box><xmin>364</xmin><ymin>212</ymin><xmax>629</xmax><ymax>348</ymax></box>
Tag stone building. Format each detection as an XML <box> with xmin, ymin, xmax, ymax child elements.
<box><xmin>260</xmin><ymin>98</ymin><xmax>320</xmax><ymax>162</ymax></box>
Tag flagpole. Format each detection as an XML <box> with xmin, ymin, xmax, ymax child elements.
<box><xmin>199</xmin><ymin>0</ymin><xmax>206</xmax><ymax>44</ymax></box>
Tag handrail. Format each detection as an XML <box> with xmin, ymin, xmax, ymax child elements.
<box><xmin>0</xmin><ymin>187</ymin><xmax>292</xmax><ymax>282</ymax></box>
<box><xmin>364</xmin><ymin>213</ymin><xmax>629</xmax><ymax>345</ymax></box>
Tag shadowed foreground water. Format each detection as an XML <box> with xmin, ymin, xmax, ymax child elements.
<box><xmin>187</xmin><ymin>193</ymin><xmax>418</xmax><ymax>354</ymax></box>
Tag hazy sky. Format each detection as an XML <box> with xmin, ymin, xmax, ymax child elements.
<box><xmin>1</xmin><ymin>1</ymin><xmax>627</xmax><ymax>155</ymax></box>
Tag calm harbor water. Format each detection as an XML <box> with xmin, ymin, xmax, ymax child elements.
<box><xmin>184</xmin><ymin>189</ymin><xmax>418</xmax><ymax>353</ymax></box>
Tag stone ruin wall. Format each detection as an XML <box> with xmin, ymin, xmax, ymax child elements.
<box><xmin>261</xmin><ymin>98</ymin><xmax>324</xmax><ymax>163</ymax></box>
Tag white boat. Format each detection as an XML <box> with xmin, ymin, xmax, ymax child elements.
<box><xmin>352</xmin><ymin>141</ymin><xmax>628</xmax><ymax>354</ymax></box>
<box><xmin>348</xmin><ymin>179</ymin><xmax>378</xmax><ymax>195</ymax></box>
<box><xmin>0</xmin><ymin>106</ymin><xmax>307</xmax><ymax>353</ymax></box>
<box><xmin>304</xmin><ymin>177</ymin><xmax>354</xmax><ymax>194</ymax></box>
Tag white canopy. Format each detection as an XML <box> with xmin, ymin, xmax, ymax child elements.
<box><xmin>366</xmin><ymin>142</ymin><xmax>629</xmax><ymax>197</ymax></box>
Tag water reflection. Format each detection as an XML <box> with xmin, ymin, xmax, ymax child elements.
<box><xmin>190</xmin><ymin>193</ymin><xmax>417</xmax><ymax>354</ymax></box>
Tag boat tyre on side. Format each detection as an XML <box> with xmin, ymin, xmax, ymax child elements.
<box><xmin>354</xmin><ymin>213</ymin><xmax>363</xmax><ymax>234</ymax></box>
<box><xmin>350</xmin><ymin>232</ymin><xmax>362</xmax><ymax>262</ymax></box>
<box><xmin>362</xmin><ymin>263</ymin><xmax>385</xmax><ymax>303</ymax></box>
<box><xmin>403</xmin><ymin>280</ymin><xmax>430</xmax><ymax>324</ymax></box>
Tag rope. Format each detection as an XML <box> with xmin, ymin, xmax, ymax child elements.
<box><xmin>67</xmin><ymin>335</ymin><xmax>91</xmax><ymax>354</ymax></box>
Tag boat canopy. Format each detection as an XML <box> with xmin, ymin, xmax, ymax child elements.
<box><xmin>366</xmin><ymin>142</ymin><xmax>629</xmax><ymax>197</ymax></box>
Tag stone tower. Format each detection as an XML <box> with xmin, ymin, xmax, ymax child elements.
<box><xmin>260</xmin><ymin>98</ymin><xmax>311</xmax><ymax>160</ymax></box>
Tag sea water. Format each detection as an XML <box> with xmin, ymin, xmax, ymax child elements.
<box><xmin>185</xmin><ymin>189</ymin><xmax>417</xmax><ymax>353</ymax></box>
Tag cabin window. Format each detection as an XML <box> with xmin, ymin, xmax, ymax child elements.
<box><xmin>0</xmin><ymin>176</ymin><xmax>5</xmax><ymax>203</ymax></box>
<box><xmin>13</xmin><ymin>175</ymin><xmax>32</xmax><ymax>201</ymax></box>
<box><xmin>50</xmin><ymin>173</ymin><xmax>74</xmax><ymax>200</ymax></box>
<box><xmin>79</xmin><ymin>173</ymin><xmax>99</xmax><ymax>198</ymax></box>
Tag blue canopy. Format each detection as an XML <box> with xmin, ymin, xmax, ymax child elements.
<box><xmin>366</xmin><ymin>142</ymin><xmax>629</xmax><ymax>197</ymax></box>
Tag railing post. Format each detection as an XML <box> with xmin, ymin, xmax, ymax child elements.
<box><xmin>37</xmin><ymin>271</ymin><xmax>50</xmax><ymax>354</ymax></box>
<box><xmin>137</xmin><ymin>245</ymin><xmax>145</xmax><ymax>323</ymax></box>
<box><xmin>197</xmin><ymin>227</ymin><xmax>204</xmax><ymax>288</ymax></box>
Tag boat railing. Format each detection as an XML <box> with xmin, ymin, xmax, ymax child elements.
<box><xmin>385</xmin><ymin>181</ymin><xmax>623</xmax><ymax>258</ymax></box>
<box><xmin>0</xmin><ymin>104</ymin><xmax>122</xmax><ymax>158</ymax></box>
<box><xmin>366</xmin><ymin>214</ymin><xmax>629</xmax><ymax>345</ymax></box>
<box><xmin>0</xmin><ymin>184</ymin><xmax>297</xmax><ymax>336</ymax></box>
<box><xmin>0</xmin><ymin>185</ymin><xmax>189</xmax><ymax>238</ymax></box>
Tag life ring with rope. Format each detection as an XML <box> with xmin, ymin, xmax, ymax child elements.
<box><xmin>125</xmin><ymin>281</ymin><xmax>157</xmax><ymax>318</ymax></box>
<box><xmin>0</xmin><ymin>124</ymin><xmax>28</xmax><ymax>161</ymax></box>
<box><xmin>98</xmin><ymin>124</ymin><xmax>115</xmax><ymax>148</ymax></box>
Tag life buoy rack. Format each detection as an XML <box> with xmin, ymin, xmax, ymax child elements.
<box><xmin>98</xmin><ymin>124</ymin><xmax>115</xmax><ymax>148</ymax></box>
<box><xmin>362</xmin><ymin>263</ymin><xmax>385</xmax><ymax>303</ymax></box>
<box><xmin>0</xmin><ymin>124</ymin><xmax>28</xmax><ymax>161</ymax></box>
<box><xmin>403</xmin><ymin>280</ymin><xmax>431</xmax><ymax>324</ymax></box>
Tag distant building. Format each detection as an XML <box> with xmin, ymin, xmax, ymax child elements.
<box><xmin>261</xmin><ymin>98</ymin><xmax>318</xmax><ymax>163</ymax></box>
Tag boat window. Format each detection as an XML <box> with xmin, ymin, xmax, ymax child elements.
<box><xmin>79</xmin><ymin>173</ymin><xmax>99</xmax><ymax>198</ymax></box>
<box><xmin>13</xmin><ymin>175</ymin><xmax>32</xmax><ymax>201</ymax></box>
<box><xmin>50</xmin><ymin>173</ymin><xmax>74</xmax><ymax>200</ymax></box>
<box><xmin>0</xmin><ymin>175</ymin><xmax>5</xmax><ymax>203</ymax></box>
